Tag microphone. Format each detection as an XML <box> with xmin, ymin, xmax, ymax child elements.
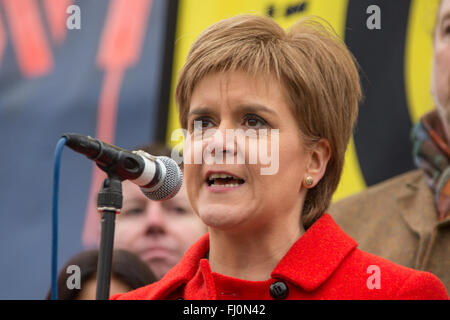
<box><xmin>62</xmin><ymin>133</ymin><xmax>182</xmax><ymax>201</ymax></box>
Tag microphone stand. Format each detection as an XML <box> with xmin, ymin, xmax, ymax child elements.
<box><xmin>95</xmin><ymin>174</ymin><xmax>122</xmax><ymax>300</ymax></box>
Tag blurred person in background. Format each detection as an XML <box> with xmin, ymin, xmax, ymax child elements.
<box><xmin>113</xmin><ymin>143</ymin><xmax>207</xmax><ymax>280</ymax></box>
<box><xmin>330</xmin><ymin>0</ymin><xmax>450</xmax><ymax>293</ymax></box>
<box><xmin>46</xmin><ymin>249</ymin><xmax>155</xmax><ymax>300</ymax></box>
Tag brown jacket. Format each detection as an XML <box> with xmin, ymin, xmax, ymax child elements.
<box><xmin>329</xmin><ymin>169</ymin><xmax>450</xmax><ymax>293</ymax></box>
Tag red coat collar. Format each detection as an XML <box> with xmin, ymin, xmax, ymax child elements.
<box><xmin>271</xmin><ymin>214</ymin><xmax>357</xmax><ymax>291</ymax></box>
<box><xmin>135</xmin><ymin>213</ymin><xmax>357</xmax><ymax>299</ymax></box>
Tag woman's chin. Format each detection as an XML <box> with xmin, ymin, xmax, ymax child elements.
<box><xmin>197</xmin><ymin>204</ymin><xmax>251</xmax><ymax>230</ymax></box>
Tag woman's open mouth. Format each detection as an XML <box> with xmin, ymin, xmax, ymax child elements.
<box><xmin>205</xmin><ymin>172</ymin><xmax>245</xmax><ymax>189</ymax></box>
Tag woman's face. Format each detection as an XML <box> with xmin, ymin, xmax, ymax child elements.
<box><xmin>433</xmin><ymin>0</ymin><xmax>450</xmax><ymax>130</ymax></box>
<box><xmin>183</xmin><ymin>70</ymin><xmax>311</xmax><ymax>233</ymax></box>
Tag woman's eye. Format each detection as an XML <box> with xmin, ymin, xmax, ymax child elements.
<box><xmin>173</xmin><ymin>207</ymin><xmax>187</xmax><ymax>215</ymax></box>
<box><xmin>243</xmin><ymin>115</ymin><xmax>268</xmax><ymax>128</ymax></box>
<box><xmin>125</xmin><ymin>208</ymin><xmax>144</xmax><ymax>216</ymax></box>
<box><xmin>441</xmin><ymin>22</ymin><xmax>450</xmax><ymax>36</ymax></box>
<box><xmin>444</xmin><ymin>25</ymin><xmax>450</xmax><ymax>35</ymax></box>
<box><xmin>163</xmin><ymin>202</ymin><xmax>188</xmax><ymax>215</ymax></box>
<box><xmin>191</xmin><ymin>117</ymin><xmax>214</xmax><ymax>131</ymax></box>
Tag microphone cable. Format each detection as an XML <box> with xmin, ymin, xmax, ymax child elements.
<box><xmin>51</xmin><ymin>136</ymin><xmax>67</xmax><ymax>300</ymax></box>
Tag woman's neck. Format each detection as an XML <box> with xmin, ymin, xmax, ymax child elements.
<box><xmin>207</xmin><ymin>214</ymin><xmax>305</xmax><ymax>281</ymax></box>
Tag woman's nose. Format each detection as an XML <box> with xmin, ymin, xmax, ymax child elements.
<box><xmin>202</xmin><ymin>123</ymin><xmax>238</xmax><ymax>164</ymax></box>
<box><xmin>144</xmin><ymin>202</ymin><xmax>166</xmax><ymax>234</ymax></box>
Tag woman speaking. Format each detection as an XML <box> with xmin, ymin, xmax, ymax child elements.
<box><xmin>112</xmin><ymin>15</ymin><xmax>448</xmax><ymax>300</ymax></box>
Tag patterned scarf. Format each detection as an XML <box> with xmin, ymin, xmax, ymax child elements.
<box><xmin>411</xmin><ymin>110</ymin><xmax>450</xmax><ymax>221</ymax></box>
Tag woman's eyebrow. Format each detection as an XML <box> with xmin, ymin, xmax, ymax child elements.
<box><xmin>237</xmin><ymin>104</ymin><xmax>277</xmax><ymax>116</ymax></box>
<box><xmin>188</xmin><ymin>104</ymin><xmax>277</xmax><ymax>118</ymax></box>
<box><xmin>188</xmin><ymin>106</ymin><xmax>215</xmax><ymax>117</ymax></box>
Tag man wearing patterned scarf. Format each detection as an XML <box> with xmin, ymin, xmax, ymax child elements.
<box><xmin>412</xmin><ymin>112</ymin><xmax>450</xmax><ymax>222</ymax></box>
<box><xmin>330</xmin><ymin>0</ymin><xmax>450</xmax><ymax>293</ymax></box>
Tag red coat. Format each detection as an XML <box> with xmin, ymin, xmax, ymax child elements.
<box><xmin>111</xmin><ymin>214</ymin><xmax>448</xmax><ymax>300</ymax></box>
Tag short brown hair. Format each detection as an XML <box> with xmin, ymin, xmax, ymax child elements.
<box><xmin>176</xmin><ymin>15</ymin><xmax>362</xmax><ymax>229</ymax></box>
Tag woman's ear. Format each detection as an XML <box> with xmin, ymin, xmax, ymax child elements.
<box><xmin>303</xmin><ymin>139</ymin><xmax>331</xmax><ymax>188</ymax></box>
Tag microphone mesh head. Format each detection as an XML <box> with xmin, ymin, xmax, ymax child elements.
<box><xmin>140</xmin><ymin>156</ymin><xmax>183</xmax><ymax>201</ymax></box>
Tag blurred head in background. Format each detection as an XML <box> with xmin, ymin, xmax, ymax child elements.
<box><xmin>113</xmin><ymin>143</ymin><xmax>207</xmax><ymax>279</ymax></box>
<box><xmin>47</xmin><ymin>249</ymin><xmax>155</xmax><ymax>300</ymax></box>
<box><xmin>432</xmin><ymin>0</ymin><xmax>450</xmax><ymax>140</ymax></box>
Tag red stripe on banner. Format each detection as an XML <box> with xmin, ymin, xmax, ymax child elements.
<box><xmin>97</xmin><ymin>0</ymin><xmax>152</xmax><ymax>69</ymax></box>
<box><xmin>2</xmin><ymin>0</ymin><xmax>53</xmax><ymax>77</ymax></box>
<box><xmin>0</xmin><ymin>14</ymin><xmax>5</xmax><ymax>66</ymax></box>
<box><xmin>82</xmin><ymin>0</ymin><xmax>153</xmax><ymax>247</ymax></box>
<box><xmin>82</xmin><ymin>70</ymin><xmax>124</xmax><ymax>247</ymax></box>
<box><xmin>42</xmin><ymin>0</ymin><xmax>73</xmax><ymax>44</ymax></box>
